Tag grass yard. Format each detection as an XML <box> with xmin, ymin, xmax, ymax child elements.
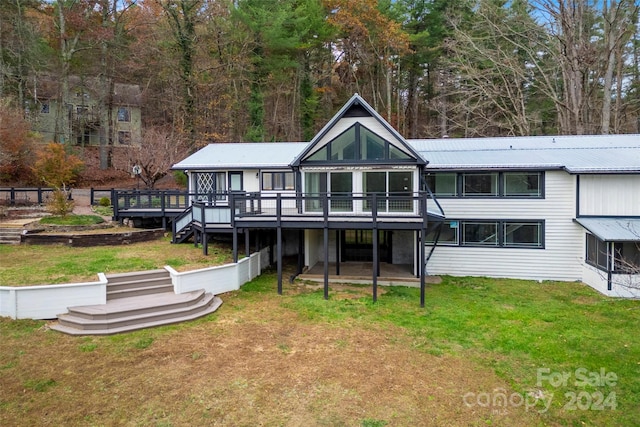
<box><xmin>0</xmin><ymin>237</ymin><xmax>233</xmax><ymax>286</ymax></box>
<box><xmin>0</xmin><ymin>242</ymin><xmax>639</xmax><ymax>426</ymax></box>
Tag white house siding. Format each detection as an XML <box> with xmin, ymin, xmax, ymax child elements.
<box><xmin>579</xmin><ymin>174</ymin><xmax>640</xmax><ymax>216</ymax></box>
<box><xmin>239</xmin><ymin>169</ymin><xmax>260</xmax><ymax>193</ymax></box>
<box><xmin>425</xmin><ymin>171</ymin><xmax>584</xmax><ymax>281</ymax></box>
<box><xmin>582</xmin><ymin>264</ymin><xmax>640</xmax><ymax>298</ymax></box>
<box><xmin>305</xmin><ymin>229</ymin><xmax>322</xmax><ymax>268</ymax></box>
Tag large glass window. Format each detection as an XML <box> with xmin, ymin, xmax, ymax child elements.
<box><xmin>361</xmin><ymin>127</ymin><xmax>385</xmax><ymax>160</ymax></box>
<box><xmin>463</xmin><ymin>173</ymin><xmax>498</xmax><ymax>196</ymax></box>
<box><xmin>504</xmin><ymin>222</ymin><xmax>543</xmax><ymax>248</ymax></box>
<box><xmin>262</xmin><ymin>172</ymin><xmax>294</xmax><ymax>191</ymax></box>
<box><xmin>586</xmin><ymin>234</ymin><xmax>609</xmax><ymax>270</ymax></box>
<box><xmin>424</xmin><ymin>171</ymin><xmax>544</xmax><ymax>198</ymax></box>
<box><xmin>304</xmin><ymin>172</ymin><xmax>327</xmax><ymax>212</ymax></box>
<box><xmin>331</xmin><ymin>129</ymin><xmax>357</xmax><ymax>160</ymax></box>
<box><xmin>504</xmin><ymin>172</ymin><xmax>542</xmax><ymax>197</ymax></box>
<box><xmin>388</xmin><ymin>171</ymin><xmax>413</xmax><ymax>212</ymax></box>
<box><xmin>363</xmin><ymin>171</ymin><xmax>387</xmax><ymax>212</ymax></box>
<box><xmin>613</xmin><ymin>242</ymin><xmax>640</xmax><ymax>273</ymax></box>
<box><xmin>425</xmin><ymin>173</ymin><xmax>457</xmax><ymax>196</ymax></box>
<box><xmin>425</xmin><ymin>221</ymin><xmax>459</xmax><ymax>245</ymax></box>
<box><xmin>330</xmin><ymin>172</ymin><xmax>353</xmax><ymax>212</ymax></box>
<box><xmin>304</xmin><ymin>123</ymin><xmax>415</xmax><ymax>163</ymax></box>
<box><xmin>426</xmin><ymin>220</ymin><xmax>543</xmax><ymax>248</ymax></box>
<box><xmin>463</xmin><ymin>222</ymin><xmax>499</xmax><ymax>246</ymax></box>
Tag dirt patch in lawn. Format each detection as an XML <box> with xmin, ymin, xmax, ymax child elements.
<box><xmin>0</xmin><ymin>293</ymin><xmax>547</xmax><ymax>427</ymax></box>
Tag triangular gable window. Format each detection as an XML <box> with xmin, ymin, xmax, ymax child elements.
<box><xmin>389</xmin><ymin>144</ymin><xmax>412</xmax><ymax>160</ymax></box>
<box><xmin>303</xmin><ymin>123</ymin><xmax>414</xmax><ymax>163</ymax></box>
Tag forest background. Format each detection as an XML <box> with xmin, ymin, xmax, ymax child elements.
<box><xmin>1</xmin><ymin>0</ymin><xmax>639</xmax><ymax>186</ymax></box>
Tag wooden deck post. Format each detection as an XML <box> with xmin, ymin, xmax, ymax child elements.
<box><xmin>420</xmin><ymin>228</ymin><xmax>425</xmax><ymax>308</ymax></box>
<box><xmin>372</xmin><ymin>194</ymin><xmax>378</xmax><ymax>302</ymax></box>
<box><xmin>233</xmin><ymin>227</ymin><xmax>238</xmax><ymax>263</ymax></box>
<box><xmin>335</xmin><ymin>230</ymin><xmax>340</xmax><ymax>275</ymax></box>
<box><xmin>323</xmin><ymin>227</ymin><xmax>329</xmax><ymax>300</ymax></box>
<box><xmin>323</xmin><ymin>192</ymin><xmax>329</xmax><ymax>300</ymax></box>
<box><xmin>277</xmin><ymin>226</ymin><xmax>283</xmax><ymax>295</ymax></box>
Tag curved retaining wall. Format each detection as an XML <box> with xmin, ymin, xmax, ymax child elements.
<box><xmin>0</xmin><ymin>248</ymin><xmax>269</xmax><ymax>320</ymax></box>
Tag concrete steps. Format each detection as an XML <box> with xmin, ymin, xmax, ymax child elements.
<box><xmin>106</xmin><ymin>269</ymin><xmax>174</xmax><ymax>300</ymax></box>
<box><xmin>50</xmin><ymin>269</ymin><xmax>222</xmax><ymax>336</ymax></box>
<box><xmin>0</xmin><ymin>226</ymin><xmax>22</xmax><ymax>244</ymax></box>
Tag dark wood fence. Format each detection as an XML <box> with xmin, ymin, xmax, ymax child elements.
<box><xmin>0</xmin><ymin>188</ymin><xmax>55</xmax><ymax>206</ymax></box>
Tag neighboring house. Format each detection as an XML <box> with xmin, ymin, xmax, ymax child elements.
<box><xmin>32</xmin><ymin>76</ymin><xmax>142</xmax><ymax>146</ymax></box>
<box><xmin>171</xmin><ymin>94</ymin><xmax>640</xmax><ymax>299</ymax></box>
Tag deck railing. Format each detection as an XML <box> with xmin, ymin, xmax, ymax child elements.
<box><xmin>112</xmin><ymin>189</ymin><xmax>445</xmax><ymax>229</ymax></box>
<box><xmin>231</xmin><ymin>192</ymin><xmax>430</xmax><ymax>218</ymax></box>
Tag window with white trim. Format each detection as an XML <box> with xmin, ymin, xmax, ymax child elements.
<box><xmin>262</xmin><ymin>171</ymin><xmax>295</xmax><ymax>191</ymax></box>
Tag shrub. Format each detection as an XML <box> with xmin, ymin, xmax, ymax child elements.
<box><xmin>173</xmin><ymin>170</ymin><xmax>188</xmax><ymax>188</ymax></box>
<box><xmin>99</xmin><ymin>197</ymin><xmax>111</xmax><ymax>207</ymax></box>
<box><xmin>46</xmin><ymin>188</ymin><xmax>74</xmax><ymax>217</ymax></box>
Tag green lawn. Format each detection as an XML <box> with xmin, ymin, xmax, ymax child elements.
<box><xmin>0</xmin><ymin>241</ymin><xmax>638</xmax><ymax>425</ymax></box>
<box><xmin>0</xmin><ymin>238</ymin><xmax>233</xmax><ymax>286</ymax></box>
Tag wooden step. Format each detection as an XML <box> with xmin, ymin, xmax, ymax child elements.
<box><xmin>106</xmin><ymin>269</ymin><xmax>173</xmax><ymax>300</ymax></box>
<box><xmin>106</xmin><ymin>269</ymin><xmax>169</xmax><ymax>284</ymax></box>
<box><xmin>50</xmin><ymin>292</ymin><xmax>222</xmax><ymax>336</ymax></box>
<box><xmin>65</xmin><ymin>290</ymin><xmax>207</xmax><ymax>321</ymax></box>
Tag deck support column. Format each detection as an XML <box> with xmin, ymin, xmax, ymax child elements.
<box><xmin>372</xmin><ymin>194</ymin><xmax>378</xmax><ymax>303</ymax></box>
<box><xmin>323</xmin><ymin>227</ymin><xmax>329</xmax><ymax>300</ymax></box>
<box><xmin>203</xmin><ymin>232</ymin><xmax>208</xmax><ymax>256</ymax></box>
<box><xmin>297</xmin><ymin>230</ymin><xmax>304</xmax><ymax>275</ymax></box>
<box><xmin>277</xmin><ymin>226</ymin><xmax>283</xmax><ymax>295</ymax></box>
<box><xmin>372</xmin><ymin>228</ymin><xmax>378</xmax><ymax>303</ymax></box>
<box><xmin>245</xmin><ymin>229</ymin><xmax>250</xmax><ymax>258</ymax></box>
<box><xmin>323</xmin><ymin>193</ymin><xmax>329</xmax><ymax>300</ymax></box>
<box><xmin>232</xmin><ymin>227</ymin><xmax>238</xmax><ymax>263</ymax></box>
<box><xmin>335</xmin><ymin>230</ymin><xmax>340</xmax><ymax>275</ymax></box>
<box><xmin>420</xmin><ymin>228</ymin><xmax>426</xmax><ymax>308</ymax></box>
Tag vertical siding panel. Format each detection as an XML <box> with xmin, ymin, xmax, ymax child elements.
<box><xmin>579</xmin><ymin>175</ymin><xmax>640</xmax><ymax>216</ymax></box>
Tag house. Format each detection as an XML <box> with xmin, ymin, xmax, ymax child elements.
<box><xmin>32</xmin><ymin>76</ymin><xmax>142</xmax><ymax>146</ymax></box>
<box><xmin>172</xmin><ymin>94</ymin><xmax>640</xmax><ymax>300</ymax></box>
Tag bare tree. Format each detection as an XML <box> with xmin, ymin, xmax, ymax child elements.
<box><xmin>116</xmin><ymin>126</ymin><xmax>189</xmax><ymax>189</ymax></box>
<box><xmin>600</xmin><ymin>0</ymin><xmax>638</xmax><ymax>134</ymax></box>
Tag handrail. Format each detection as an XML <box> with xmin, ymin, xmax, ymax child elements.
<box><xmin>172</xmin><ymin>206</ymin><xmax>194</xmax><ymax>242</ymax></box>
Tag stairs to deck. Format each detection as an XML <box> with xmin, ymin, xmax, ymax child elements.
<box><xmin>50</xmin><ymin>269</ymin><xmax>222</xmax><ymax>336</ymax></box>
<box><xmin>173</xmin><ymin>224</ymin><xmax>194</xmax><ymax>243</ymax></box>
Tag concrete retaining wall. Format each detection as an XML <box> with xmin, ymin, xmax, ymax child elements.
<box><xmin>0</xmin><ymin>248</ymin><xmax>271</xmax><ymax>320</ymax></box>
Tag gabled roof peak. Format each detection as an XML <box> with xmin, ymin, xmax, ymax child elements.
<box><xmin>291</xmin><ymin>94</ymin><xmax>427</xmax><ymax>167</ymax></box>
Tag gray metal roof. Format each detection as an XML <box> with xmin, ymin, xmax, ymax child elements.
<box><xmin>410</xmin><ymin>134</ymin><xmax>640</xmax><ymax>172</ymax></box>
<box><xmin>174</xmin><ymin>134</ymin><xmax>640</xmax><ymax>173</ymax></box>
<box><xmin>173</xmin><ymin>142</ymin><xmax>307</xmax><ymax>170</ymax></box>
<box><xmin>575</xmin><ymin>218</ymin><xmax>640</xmax><ymax>241</ymax></box>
